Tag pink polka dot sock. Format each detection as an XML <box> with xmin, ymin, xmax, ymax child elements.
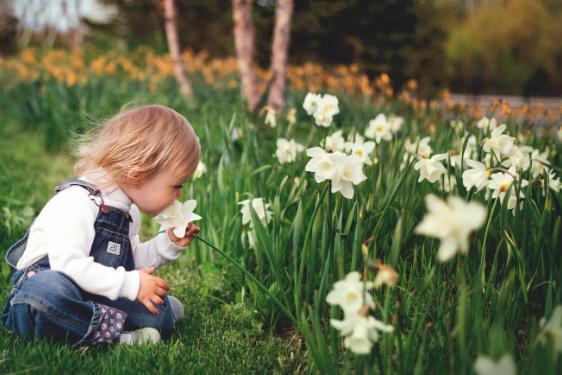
<box><xmin>90</xmin><ymin>304</ymin><xmax>127</xmax><ymax>345</ymax></box>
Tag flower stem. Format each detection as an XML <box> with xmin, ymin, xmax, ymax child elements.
<box><xmin>194</xmin><ymin>235</ymin><xmax>297</xmax><ymax>325</ymax></box>
<box><xmin>480</xmin><ymin>198</ymin><xmax>498</xmax><ymax>286</ymax></box>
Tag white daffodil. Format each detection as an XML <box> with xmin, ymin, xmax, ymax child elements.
<box><xmin>405</xmin><ymin>136</ymin><xmax>432</xmax><ymax>158</ymax></box>
<box><xmin>326</xmin><ymin>271</ymin><xmax>374</xmax><ymax>314</ymax></box>
<box><xmin>413</xmin><ymin>153</ymin><xmax>448</xmax><ymax>184</ymax></box>
<box><xmin>388</xmin><ymin>114</ymin><xmax>404</xmax><ymax>134</ymax></box>
<box><xmin>330</xmin><ymin>154</ymin><xmax>367</xmax><ymax>199</ymax></box>
<box><xmin>483</xmin><ymin>153</ymin><xmax>493</xmax><ymax>168</ymax></box>
<box><xmin>347</xmin><ymin>131</ymin><xmax>364</xmax><ymax>143</ymax></box>
<box><xmin>304</xmin><ymin>93</ymin><xmax>340</xmax><ymax>127</ymax></box>
<box><xmin>330</xmin><ymin>311</ymin><xmax>360</xmax><ymax>336</ymax></box>
<box><xmin>340</xmin><ymin>314</ymin><xmax>394</xmax><ymax>355</ymax></box>
<box><xmin>317</xmin><ymin>94</ymin><xmax>340</xmax><ymax>117</ymax></box>
<box><xmin>440</xmin><ymin>175</ymin><xmax>457</xmax><ymax>193</ymax></box>
<box><xmin>344</xmin><ymin>138</ymin><xmax>375</xmax><ymax>165</ymax></box>
<box><xmin>450</xmin><ymin>134</ymin><xmax>478</xmax><ymax>166</ymax></box>
<box><xmin>462</xmin><ymin>159</ymin><xmax>490</xmax><ymax>192</ymax></box>
<box><xmin>305</xmin><ymin>147</ymin><xmax>337</xmax><ymax>183</ymax></box>
<box><xmin>231</xmin><ymin>127</ymin><xmax>241</xmax><ymax>141</ymax></box>
<box><xmin>449</xmin><ymin>151</ymin><xmax>472</xmax><ymax>169</ymax></box>
<box><xmin>305</xmin><ymin>148</ymin><xmax>367</xmax><ymax>199</ymax></box>
<box><xmin>275</xmin><ymin>138</ymin><xmax>304</xmax><ymax>164</ymax></box>
<box><xmin>243</xmin><ymin>229</ymin><xmax>256</xmax><ymax>248</ymax></box>
<box><xmin>538</xmin><ymin>305</ymin><xmax>562</xmax><ymax>353</ymax></box>
<box><xmin>530</xmin><ymin>148</ymin><xmax>549</xmax><ymax>178</ymax></box>
<box><xmin>193</xmin><ymin>161</ymin><xmax>207</xmax><ymax>179</ymax></box>
<box><xmin>262</xmin><ymin>106</ymin><xmax>277</xmax><ymax>128</ymax></box>
<box><xmin>482</xmin><ymin>124</ymin><xmax>515</xmax><ymax>158</ymax></box>
<box><xmin>238</xmin><ymin>198</ymin><xmax>272</xmax><ymax>227</ymax></box>
<box><xmin>503</xmin><ymin>144</ymin><xmax>532</xmax><ymax>171</ymax></box>
<box><xmin>474</xmin><ymin>354</ymin><xmax>516</xmax><ymax>375</ymax></box>
<box><xmin>154</xmin><ymin>199</ymin><xmax>202</xmax><ymax>238</ymax></box>
<box><xmin>450</xmin><ymin>119</ymin><xmax>463</xmax><ymax>133</ymax></box>
<box><xmin>286</xmin><ymin>108</ymin><xmax>297</xmax><ymax>126</ymax></box>
<box><xmin>462</xmin><ymin>134</ymin><xmax>478</xmax><ymax>156</ymax></box>
<box><xmin>303</xmin><ymin>92</ymin><xmax>322</xmax><ymax>116</ymax></box>
<box><xmin>365</xmin><ymin>114</ymin><xmax>393</xmax><ymax>143</ymax></box>
<box><xmin>325</xmin><ymin>130</ymin><xmax>346</xmax><ymax>152</ymax></box>
<box><xmin>476</xmin><ymin>116</ymin><xmax>498</xmax><ymax>131</ymax></box>
<box><xmin>313</xmin><ymin>112</ymin><xmax>334</xmax><ymax>127</ymax></box>
<box><xmin>487</xmin><ymin>167</ymin><xmax>528</xmax><ymax>210</ymax></box>
<box><xmin>546</xmin><ymin>171</ymin><xmax>561</xmax><ymax>193</ymax></box>
<box><xmin>415</xmin><ymin>194</ymin><xmax>487</xmax><ymax>262</ymax></box>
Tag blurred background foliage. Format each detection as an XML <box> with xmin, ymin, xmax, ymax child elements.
<box><xmin>0</xmin><ymin>0</ymin><xmax>561</xmax><ymax>98</ymax></box>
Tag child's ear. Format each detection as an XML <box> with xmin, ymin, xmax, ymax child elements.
<box><xmin>126</xmin><ymin>166</ymin><xmax>143</xmax><ymax>185</ymax></box>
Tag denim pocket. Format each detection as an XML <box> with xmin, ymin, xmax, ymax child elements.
<box><xmin>10</xmin><ymin>263</ymin><xmax>38</xmax><ymax>295</ymax></box>
<box><xmin>91</xmin><ymin>227</ymin><xmax>131</xmax><ymax>269</ymax></box>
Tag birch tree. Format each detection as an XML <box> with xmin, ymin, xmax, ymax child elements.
<box><xmin>266</xmin><ymin>0</ymin><xmax>293</xmax><ymax>110</ymax></box>
<box><xmin>232</xmin><ymin>0</ymin><xmax>260</xmax><ymax>112</ymax></box>
<box><xmin>161</xmin><ymin>0</ymin><xmax>194</xmax><ymax>103</ymax></box>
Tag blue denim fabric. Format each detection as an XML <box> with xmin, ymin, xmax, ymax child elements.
<box><xmin>2</xmin><ymin>180</ymin><xmax>176</xmax><ymax>346</ymax></box>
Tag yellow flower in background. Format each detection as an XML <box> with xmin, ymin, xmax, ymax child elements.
<box><xmin>286</xmin><ymin>108</ymin><xmax>296</xmax><ymax>126</ymax></box>
<box><xmin>261</xmin><ymin>106</ymin><xmax>277</xmax><ymax>128</ymax></box>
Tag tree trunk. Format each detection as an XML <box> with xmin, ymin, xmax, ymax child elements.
<box><xmin>162</xmin><ymin>0</ymin><xmax>194</xmax><ymax>103</ymax></box>
<box><xmin>232</xmin><ymin>0</ymin><xmax>260</xmax><ymax>112</ymax></box>
<box><xmin>267</xmin><ymin>0</ymin><xmax>293</xmax><ymax>110</ymax></box>
<box><xmin>70</xmin><ymin>26</ymin><xmax>84</xmax><ymax>49</ymax></box>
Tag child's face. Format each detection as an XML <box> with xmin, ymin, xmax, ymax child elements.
<box><xmin>122</xmin><ymin>168</ymin><xmax>186</xmax><ymax>216</ymax></box>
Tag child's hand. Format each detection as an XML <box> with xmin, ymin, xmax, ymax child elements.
<box><xmin>137</xmin><ymin>268</ymin><xmax>169</xmax><ymax>314</ymax></box>
<box><xmin>167</xmin><ymin>222</ymin><xmax>201</xmax><ymax>247</ymax></box>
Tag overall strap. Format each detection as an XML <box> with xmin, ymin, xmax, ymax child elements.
<box><xmin>54</xmin><ymin>179</ymin><xmax>101</xmax><ymax>197</ymax></box>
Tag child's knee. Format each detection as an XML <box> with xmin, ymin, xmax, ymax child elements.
<box><xmin>17</xmin><ymin>270</ymin><xmax>81</xmax><ymax>303</ymax></box>
<box><xmin>137</xmin><ymin>298</ymin><xmax>176</xmax><ymax>338</ymax></box>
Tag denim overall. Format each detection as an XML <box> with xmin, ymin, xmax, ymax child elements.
<box><xmin>2</xmin><ymin>179</ymin><xmax>176</xmax><ymax>347</ymax></box>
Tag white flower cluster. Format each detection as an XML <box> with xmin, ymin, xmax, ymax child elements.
<box><xmin>326</xmin><ymin>272</ymin><xmax>394</xmax><ymax>354</ymax></box>
<box><xmin>365</xmin><ymin>113</ymin><xmax>403</xmax><ymax>143</ymax></box>
<box><xmin>305</xmin><ymin>147</ymin><xmax>367</xmax><ymax>199</ymax></box>
<box><xmin>321</xmin><ymin>130</ymin><xmax>376</xmax><ymax>166</ymax></box>
<box><xmin>303</xmin><ymin>92</ymin><xmax>340</xmax><ymax>127</ymax></box>
<box><xmin>275</xmin><ymin>138</ymin><xmax>304</xmax><ymax>164</ymax></box>
<box><xmin>301</xmin><ymin>94</ymin><xmax>374</xmax><ymax>199</ymax></box>
<box><xmin>410</xmin><ymin>117</ymin><xmax>560</xmax><ymax>207</ymax></box>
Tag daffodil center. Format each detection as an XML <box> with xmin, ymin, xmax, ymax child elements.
<box><xmin>345</xmin><ymin>292</ymin><xmax>359</xmax><ymax>304</ymax></box>
<box><xmin>499</xmin><ymin>181</ymin><xmax>511</xmax><ymax>192</ymax></box>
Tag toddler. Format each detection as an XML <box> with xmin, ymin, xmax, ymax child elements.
<box><xmin>2</xmin><ymin>104</ymin><xmax>201</xmax><ymax>347</ymax></box>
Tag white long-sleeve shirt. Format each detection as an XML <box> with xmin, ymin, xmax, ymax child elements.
<box><xmin>16</xmin><ymin>177</ymin><xmax>184</xmax><ymax>301</ymax></box>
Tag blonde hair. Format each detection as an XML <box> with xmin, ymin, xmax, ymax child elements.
<box><xmin>74</xmin><ymin>104</ymin><xmax>200</xmax><ymax>188</ymax></box>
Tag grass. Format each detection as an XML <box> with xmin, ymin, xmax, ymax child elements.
<box><xmin>0</xmin><ymin>120</ymin><xmax>302</xmax><ymax>374</ymax></box>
